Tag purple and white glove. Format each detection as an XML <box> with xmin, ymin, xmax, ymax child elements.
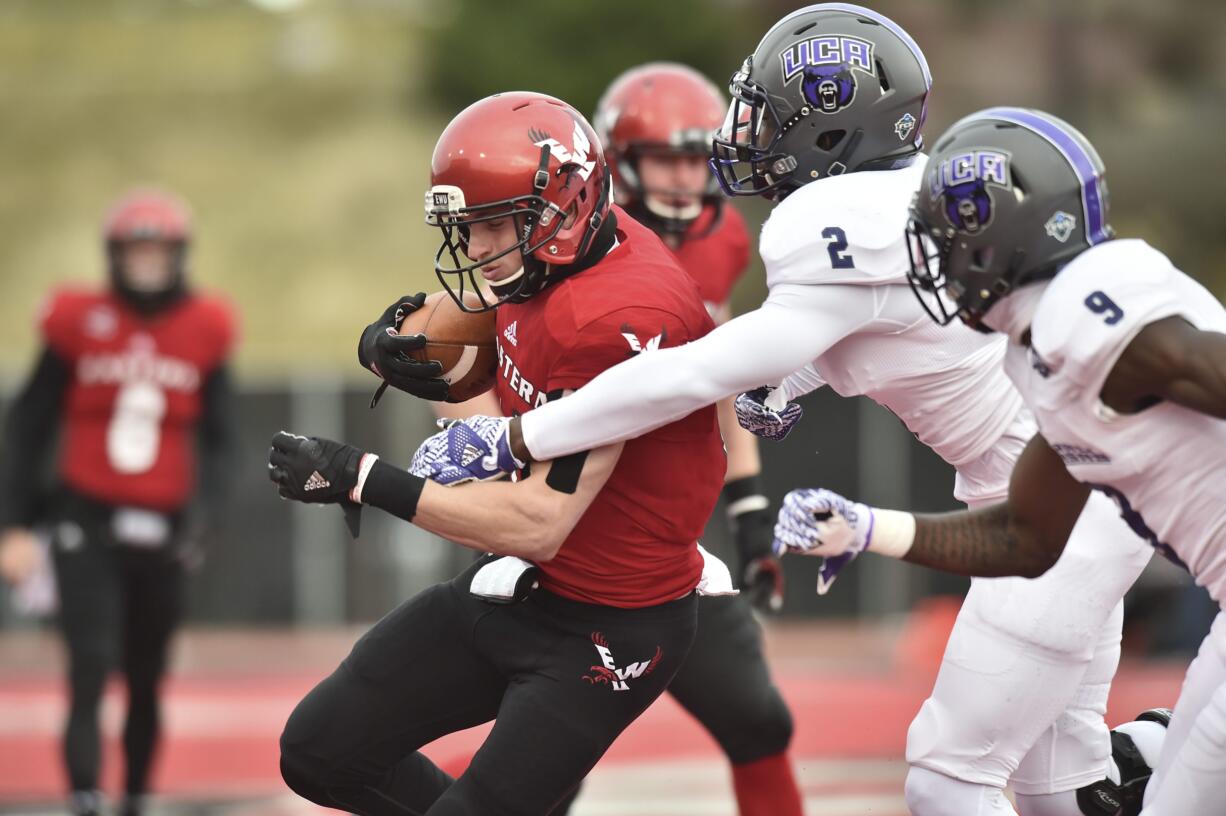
<box><xmin>735</xmin><ymin>387</ymin><xmax>803</xmax><ymax>441</ymax></box>
<box><xmin>773</xmin><ymin>488</ymin><xmax>875</xmax><ymax>595</ymax></box>
<box><xmin>409</xmin><ymin>415</ymin><xmax>525</xmax><ymax>486</ymax></box>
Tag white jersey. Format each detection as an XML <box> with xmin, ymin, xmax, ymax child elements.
<box><xmin>1002</xmin><ymin>239</ymin><xmax>1226</xmax><ymax>603</ymax></box>
<box><xmin>519</xmin><ymin>157</ymin><xmax>1022</xmax><ymax>473</ymax></box>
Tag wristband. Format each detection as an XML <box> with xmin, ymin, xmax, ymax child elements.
<box><xmin>360</xmin><ymin>460</ymin><xmax>427</xmax><ymax>523</ymax></box>
<box><xmin>723</xmin><ymin>474</ymin><xmax>769</xmax><ymax>520</ymax></box>
<box><xmin>869</xmin><ymin>509</ymin><xmax>916</xmax><ymax>560</ymax></box>
<box><xmin>350</xmin><ymin>453</ymin><xmax>380</xmax><ymax>504</ymax></box>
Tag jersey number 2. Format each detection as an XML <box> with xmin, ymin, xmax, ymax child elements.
<box><xmin>821</xmin><ymin>227</ymin><xmax>855</xmax><ymax>269</ymax></box>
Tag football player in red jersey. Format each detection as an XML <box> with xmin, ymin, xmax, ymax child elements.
<box><xmin>0</xmin><ymin>189</ymin><xmax>237</xmax><ymax>816</ymax></box>
<box><xmin>268</xmin><ymin>92</ymin><xmax>731</xmax><ymax>815</ymax></box>
<box><xmin>415</xmin><ymin>65</ymin><xmax>802</xmax><ymax>816</ymax></box>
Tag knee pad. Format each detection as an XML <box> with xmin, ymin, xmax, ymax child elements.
<box><xmin>718</xmin><ymin>688</ymin><xmax>794</xmax><ymax>764</ymax></box>
<box><xmin>279</xmin><ymin>747</ymin><xmax>328</xmax><ymax>804</ymax></box>
<box><xmin>905</xmin><ymin>765</ymin><xmax>1015</xmax><ymax>816</ymax></box>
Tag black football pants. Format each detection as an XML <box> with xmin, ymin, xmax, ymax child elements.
<box><xmin>279</xmin><ymin>557</ymin><xmax>698</xmax><ymax>816</ymax></box>
<box><xmin>549</xmin><ymin>593</ymin><xmax>796</xmax><ymax>815</ymax></box>
<box><xmin>51</xmin><ymin>494</ymin><xmax>185</xmax><ymax>797</ymax></box>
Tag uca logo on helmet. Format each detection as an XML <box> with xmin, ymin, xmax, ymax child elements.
<box><xmin>1044</xmin><ymin>211</ymin><xmax>1076</xmax><ymax>243</ymax></box>
<box><xmin>530</xmin><ymin>120</ymin><xmax>596</xmax><ymax>182</ymax></box>
<box><xmin>780</xmin><ymin>35</ymin><xmax>875</xmax><ymax>114</ymax></box>
<box><xmin>929</xmin><ymin>149</ymin><xmax>1011</xmax><ymax>234</ymax></box>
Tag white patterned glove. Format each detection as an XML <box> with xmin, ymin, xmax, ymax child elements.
<box><xmin>773</xmin><ymin>488</ymin><xmax>914</xmax><ymax>595</ymax></box>
<box><xmin>409</xmin><ymin>415</ymin><xmax>525</xmax><ymax>485</ymax></box>
<box><xmin>735</xmin><ymin>387</ymin><xmax>803</xmax><ymax>441</ymax></box>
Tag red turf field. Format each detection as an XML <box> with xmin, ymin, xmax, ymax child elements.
<box><xmin>0</xmin><ymin>616</ymin><xmax>1187</xmax><ymax>815</ymax></box>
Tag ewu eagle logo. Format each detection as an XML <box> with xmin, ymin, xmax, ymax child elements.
<box><xmin>529</xmin><ymin>121</ymin><xmax>596</xmax><ymax>181</ymax></box>
<box><xmin>582</xmin><ymin>632</ymin><xmax>662</xmax><ymax>692</ymax></box>
<box><xmin>929</xmin><ymin>149</ymin><xmax>1012</xmax><ymax>234</ymax></box>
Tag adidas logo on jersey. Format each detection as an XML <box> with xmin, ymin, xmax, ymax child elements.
<box><xmin>503</xmin><ymin>321</ymin><xmax>518</xmax><ymax>347</ymax></box>
<box><xmin>304</xmin><ymin>471</ymin><xmax>330</xmax><ymax>491</ymax></box>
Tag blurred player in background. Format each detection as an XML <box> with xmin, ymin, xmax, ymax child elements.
<box><xmin>271</xmin><ymin>91</ymin><xmax>734</xmax><ymax>815</ymax></box>
<box><xmin>402</xmin><ymin>64</ymin><xmax>803</xmax><ymax>816</ymax></box>
<box><xmin>411</xmin><ymin>5</ymin><xmax>1170</xmax><ymax>815</ymax></box>
<box><xmin>0</xmin><ymin>189</ymin><xmax>237</xmax><ymax>816</ymax></box>
<box><xmin>775</xmin><ymin>106</ymin><xmax>1226</xmax><ymax>816</ymax></box>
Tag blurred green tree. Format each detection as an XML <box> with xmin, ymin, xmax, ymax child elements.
<box><xmin>421</xmin><ymin>0</ymin><xmax>771</xmax><ymax>117</ymax></box>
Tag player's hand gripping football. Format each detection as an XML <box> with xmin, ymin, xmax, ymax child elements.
<box><xmin>773</xmin><ymin>488</ymin><xmax>875</xmax><ymax>595</ymax></box>
<box><xmin>735</xmin><ymin>387</ymin><xmax>803</xmax><ymax>441</ymax></box>
<box><xmin>410</xmin><ymin>416</ymin><xmax>525</xmax><ymax>486</ymax></box>
<box><xmin>358</xmin><ymin>293</ymin><xmax>448</xmax><ymax>403</ymax></box>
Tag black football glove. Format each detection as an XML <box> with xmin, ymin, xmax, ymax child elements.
<box><xmin>268</xmin><ymin>431</ymin><xmax>365</xmax><ymax>504</ymax></box>
<box><xmin>268</xmin><ymin>431</ymin><xmax>366</xmax><ymax>537</ymax></box>
<box><xmin>724</xmin><ymin>476</ymin><xmax>785</xmax><ymax>613</ymax></box>
<box><xmin>358</xmin><ymin>294</ymin><xmax>449</xmax><ymax>403</ymax></box>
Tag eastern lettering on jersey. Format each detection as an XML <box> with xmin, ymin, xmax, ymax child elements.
<box><xmin>496</xmin><ymin>339</ymin><xmax>549</xmax><ymax>408</ymax></box>
<box><xmin>77</xmin><ymin>342</ymin><xmax>201</xmax><ymax>393</ymax></box>
<box><xmin>928</xmin><ymin>149</ymin><xmax>1012</xmax><ymax>233</ymax></box>
<box><xmin>530</xmin><ymin>120</ymin><xmax>596</xmax><ymax>182</ymax></box>
<box><xmin>894</xmin><ymin>112</ymin><xmax>917</xmax><ymax>141</ymax></box>
<box><xmin>580</xmin><ymin>631</ymin><xmax>662</xmax><ymax>692</ymax></box>
<box><xmin>1044</xmin><ymin>210</ymin><xmax>1076</xmax><ymax>243</ymax></box>
<box><xmin>1051</xmin><ymin>442</ymin><xmax>1111</xmax><ymax>465</ymax></box>
<box><xmin>779</xmin><ymin>35</ymin><xmax>875</xmax><ymax>114</ymax></box>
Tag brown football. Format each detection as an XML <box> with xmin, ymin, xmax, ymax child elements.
<box><xmin>398</xmin><ymin>291</ymin><xmax>498</xmax><ymax>403</ymax></box>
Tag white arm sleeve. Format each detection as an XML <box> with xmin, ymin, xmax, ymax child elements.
<box><xmin>520</xmin><ymin>283</ymin><xmax>877</xmax><ymax>460</ymax></box>
<box><xmin>776</xmin><ymin>363</ymin><xmax>827</xmax><ymax>404</ymax></box>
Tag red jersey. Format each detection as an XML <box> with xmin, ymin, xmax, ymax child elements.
<box><xmin>671</xmin><ymin>203</ymin><xmax>751</xmax><ymax>312</ymax></box>
<box><xmin>39</xmin><ymin>287</ymin><xmax>237</xmax><ymax>512</ymax></box>
<box><xmin>494</xmin><ymin>207</ymin><xmax>726</xmax><ymax>608</ymax></box>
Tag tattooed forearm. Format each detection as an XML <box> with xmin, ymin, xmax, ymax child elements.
<box><xmin>902</xmin><ymin>503</ymin><xmax>1061</xmax><ymax>579</ymax></box>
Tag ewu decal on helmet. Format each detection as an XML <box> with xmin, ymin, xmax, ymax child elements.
<box><xmin>594</xmin><ymin>62</ymin><xmax>726</xmax><ymax>235</ymax></box>
<box><xmin>710</xmin><ymin>3</ymin><xmax>931</xmax><ymax>200</ymax></box>
<box><xmin>426</xmin><ymin>92</ymin><xmax>612</xmax><ymax>313</ymax></box>
<box><xmin>906</xmin><ymin>107</ymin><xmax>1113</xmax><ymax>328</ymax></box>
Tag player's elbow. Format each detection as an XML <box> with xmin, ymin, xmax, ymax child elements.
<box><xmin>497</xmin><ymin>496</ymin><xmax>568</xmax><ymax>562</ymax></box>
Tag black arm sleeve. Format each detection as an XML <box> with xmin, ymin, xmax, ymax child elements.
<box><xmin>0</xmin><ymin>347</ymin><xmax>70</xmax><ymax>529</ymax></box>
<box><xmin>194</xmin><ymin>364</ymin><xmax>236</xmax><ymax>526</ymax></box>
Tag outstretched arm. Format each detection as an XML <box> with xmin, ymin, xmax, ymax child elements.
<box><xmin>774</xmin><ymin>433</ymin><xmax>1090</xmax><ymax>591</ymax></box>
<box><xmin>1101</xmin><ymin>316</ymin><xmax>1226</xmax><ymax>419</ymax></box>
<box><xmin>514</xmin><ymin>283</ymin><xmax>875</xmax><ymax>461</ymax></box>
<box><xmin>904</xmin><ymin>434</ymin><xmax>1090</xmax><ymax>578</ymax></box>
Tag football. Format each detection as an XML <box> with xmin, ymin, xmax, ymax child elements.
<box><xmin>397</xmin><ymin>290</ymin><xmax>498</xmax><ymax>402</ymax></box>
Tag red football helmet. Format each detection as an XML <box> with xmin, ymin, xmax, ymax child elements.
<box><xmin>593</xmin><ymin>63</ymin><xmax>725</xmax><ymax>234</ymax></box>
<box><xmin>427</xmin><ymin>92</ymin><xmax>612</xmax><ymax>312</ymax></box>
<box><xmin>103</xmin><ymin>188</ymin><xmax>194</xmax><ymax>310</ymax></box>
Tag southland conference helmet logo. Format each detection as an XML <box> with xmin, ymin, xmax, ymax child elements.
<box><xmin>779</xmin><ymin>35</ymin><xmax>875</xmax><ymax>114</ymax></box>
<box><xmin>928</xmin><ymin>149</ymin><xmax>1011</xmax><ymax>234</ymax></box>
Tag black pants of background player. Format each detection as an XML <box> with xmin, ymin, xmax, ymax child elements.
<box><xmin>51</xmin><ymin>491</ymin><xmax>185</xmax><ymax>806</ymax></box>
<box><xmin>279</xmin><ymin>556</ymin><xmax>698</xmax><ymax>816</ymax></box>
<box><xmin>547</xmin><ymin>594</ymin><xmax>793</xmax><ymax>815</ymax></box>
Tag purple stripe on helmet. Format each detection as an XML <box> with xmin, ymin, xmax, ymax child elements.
<box><xmin>976</xmin><ymin>107</ymin><xmax>1109</xmax><ymax>245</ymax></box>
<box><xmin>758</xmin><ymin>4</ymin><xmax>932</xmax><ymax>88</ymax></box>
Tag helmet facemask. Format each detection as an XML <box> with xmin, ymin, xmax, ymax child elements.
<box><xmin>709</xmin><ymin>58</ymin><xmax>796</xmax><ymax>199</ymax></box>
<box><xmin>427</xmin><ymin>146</ymin><xmax>571</xmax><ymax>313</ymax></box>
